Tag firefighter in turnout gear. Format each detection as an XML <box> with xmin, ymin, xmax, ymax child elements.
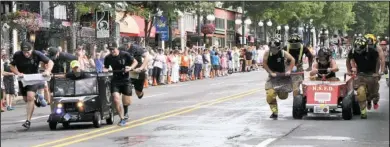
<box><xmin>309</xmin><ymin>46</ymin><xmax>340</xmax><ymax>81</ymax></box>
<box><xmin>283</xmin><ymin>34</ymin><xmax>313</xmax><ymax>97</ymax></box>
<box><xmin>346</xmin><ymin>34</ymin><xmax>386</xmax><ymax>119</ymax></box>
<box><xmin>263</xmin><ymin>38</ymin><xmax>296</xmax><ymax>119</ymax></box>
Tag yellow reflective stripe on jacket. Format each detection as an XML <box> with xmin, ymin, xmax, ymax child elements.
<box><xmin>287</xmin><ymin>44</ymin><xmax>304</xmax><ymax>63</ymax></box>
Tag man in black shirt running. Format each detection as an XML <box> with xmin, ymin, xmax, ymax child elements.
<box><xmin>103</xmin><ymin>42</ymin><xmax>138</xmax><ymax>126</ymax></box>
<box><xmin>125</xmin><ymin>42</ymin><xmax>150</xmax><ymax>99</ymax></box>
<box><xmin>10</xmin><ymin>41</ymin><xmax>54</xmax><ymax>129</ymax></box>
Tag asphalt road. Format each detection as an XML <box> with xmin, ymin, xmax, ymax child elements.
<box><xmin>1</xmin><ymin>59</ymin><xmax>389</xmax><ymax>147</ymax></box>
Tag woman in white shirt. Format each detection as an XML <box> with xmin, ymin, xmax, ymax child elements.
<box><xmin>152</xmin><ymin>49</ymin><xmax>166</xmax><ymax>85</ymax></box>
<box><xmin>171</xmin><ymin>50</ymin><xmax>180</xmax><ymax>83</ymax></box>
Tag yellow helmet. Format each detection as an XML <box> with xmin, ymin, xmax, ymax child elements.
<box><xmin>364</xmin><ymin>34</ymin><xmax>376</xmax><ymax>45</ymax></box>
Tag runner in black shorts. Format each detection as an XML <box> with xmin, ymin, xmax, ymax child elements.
<box><xmin>10</xmin><ymin>41</ymin><xmax>54</xmax><ymax>129</ymax></box>
<box><xmin>103</xmin><ymin>42</ymin><xmax>138</xmax><ymax>126</ymax></box>
<box><xmin>125</xmin><ymin>42</ymin><xmax>151</xmax><ymax>99</ymax></box>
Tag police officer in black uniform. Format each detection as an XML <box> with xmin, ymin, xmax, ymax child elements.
<box><xmin>10</xmin><ymin>41</ymin><xmax>54</xmax><ymax>129</ymax></box>
<box><xmin>103</xmin><ymin>42</ymin><xmax>138</xmax><ymax>126</ymax></box>
<box><xmin>263</xmin><ymin>38</ymin><xmax>296</xmax><ymax>119</ymax></box>
<box><xmin>309</xmin><ymin>47</ymin><xmax>339</xmax><ymax>81</ymax></box>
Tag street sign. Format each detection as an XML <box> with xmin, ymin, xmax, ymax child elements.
<box><xmin>95</xmin><ymin>11</ymin><xmax>110</xmax><ymax>38</ymax></box>
<box><xmin>155</xmin><ymin>16</ymin><xmax>169</xmax><ymax>41</ymax></box>
<box><xmin>161</xmin><ymin>33</ymin><xmax>169</xmax><ymax>41</ymax></box>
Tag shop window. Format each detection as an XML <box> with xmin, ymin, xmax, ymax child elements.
<box><xmin>215</xmin><ymin>18</ymin><xmax>225</xmax><ymax>29</ymax></box>
<box><xmin>227</xmin><ymin>20</ymin><xmax>234</xmax><ymax>31</ymax></box>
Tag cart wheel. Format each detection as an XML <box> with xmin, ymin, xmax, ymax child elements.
<box><xmin>351</xmin><ymin>94</ymin><xmax>361</xmax><ymax>115</ymax></box>
<box><xmin>106</xmin><ymin>108</ymin><xmax>114</xmax><ymax>125</ymax></box>
<box><xmin>293</xmin><ymin>95</ymin><xmax>306</xmax><ymax>119</ymax></box>
<box><xmin>62</xmin><ymin>122</ymin><xmax>70</xmax><ymax>128</ymax></box>
<box><xmin>93</xmin><ymin>112</ymin><xmax>102</xmax><ymax>128</ymax></box>
<box><xmin>342</xmin><ymin>96</ymin><xmax>353</xmax><ymax>120</ymax></box>
<box><xmin>49</xmin><ymin>122</ymin><xmax>57</xmax><ymax>130</ymax></box>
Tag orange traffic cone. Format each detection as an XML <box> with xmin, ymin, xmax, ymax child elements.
<box><xmin>152</xmin><ymin>78</ymin><xmax>158</xmax><ymax>86</ymax></box>
<box><xmin>144</xmin><ymin>79</ymin><xmax>149</xmax><ymax>88</ymax></box>
<box><xmin>167</xmin><ymin>75</ymin><xmax>172</xmax><ymax>84</ymax></box>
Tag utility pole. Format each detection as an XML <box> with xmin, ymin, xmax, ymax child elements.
<box><xmin>197</xmin><ymin>1</ymin><xmax>201</xmax><ymax>47</ymax></box>
<box><xmin>241</xmin><ymin>1</ymin><xmax>245</xmax><ymax>47</ymax></box>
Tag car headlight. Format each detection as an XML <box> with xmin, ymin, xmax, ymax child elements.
<box><xmin>77</xmin><ymin>102</ymin><xmax>83</xmax><ymax>107</ymax></box>
<box><xmin>57</xmin><ymin>103</ymin><xmax>63</xmax><ymax>108</ymax></box>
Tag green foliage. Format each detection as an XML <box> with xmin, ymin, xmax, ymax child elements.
<box><xmin>352</xmin><ymin>2</ymin><xmax>389</xmax><ymax>35</ymax></box>
<box><xmin>322</xmin><ymin>2</ymin><xmax>355</xmax><ymax>31</ymax></box>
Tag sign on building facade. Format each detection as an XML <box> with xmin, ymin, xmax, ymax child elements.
<box><xmin>95</xmin><ymin>11</ymin><xmax>110</xmax><ymax>38</ymax></box>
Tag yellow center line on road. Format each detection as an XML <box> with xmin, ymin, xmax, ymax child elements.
<box><xmin>52</xmin><ymin>90</ymin><xmax>259</xmax><ymax>147</ymax></box>
<box><xmin>33</xmin><ymin>89</ymin><xmax>260</xmax><ymax>147</ymax></box>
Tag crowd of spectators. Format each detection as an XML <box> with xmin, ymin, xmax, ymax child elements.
<box><xmin>0</xmin><ymin>43</ymin><xmax>271</xmax><ymax>112</ymax></box>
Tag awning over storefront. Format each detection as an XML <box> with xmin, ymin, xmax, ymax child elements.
<box><xmin>116</xmin><ymin>12</ymin><xmax>140</xmax><ymax>36</ymax></box>
<box><xmin>116</xmin><ymin>12</ymin><xmax>156</xmax><ymax>38</ymax></box>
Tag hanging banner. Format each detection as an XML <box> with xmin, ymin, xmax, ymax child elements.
<box><xmin>95</xmin><ymin>11</ymin><xmax>110</xmax><ymax>38</ymax></box>
<box><xmin>155</xmin><ymin>16</ymin><xmax>169</xmax><ymax>41</ymax></box>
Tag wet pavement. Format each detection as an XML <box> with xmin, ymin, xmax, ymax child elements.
<box><xmin>1</xmin><ymin>59</ymin><xmax>389</xmax><ymax>147</ymax></box>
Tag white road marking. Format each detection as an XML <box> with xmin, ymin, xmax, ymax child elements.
<box><xmin>143</xmin><ymin>93</ymin><xmax>168</xmax><ymax>98</ymax></box>
<box><xmin>165</xmin><ymin>84</ymin><xmax>189</xmax><ymax>87</ymax></box>
<box><xmin>278</xmin><ymin>145</ymin><xmax>315</xmax><ymax>147</ymax></box>
<box><xmin>15</xmin><ymin>115</ymin><xmax>50</xmax><ymax>123</ymax></box>
<box><xmin>211</xmin><ymin>82</ymin><xmax>225</xmax><ymax>86</ymax></box>
<box><xmin>256</xmin><ymin>138</ymin><xmax>277</xmax><ymax>147</ymax></box>
<box><xmin>292</xmin><ymin>136</ymin><xmax>353</xmax><ymax>141</ymax></box>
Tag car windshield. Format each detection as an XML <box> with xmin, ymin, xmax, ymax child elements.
<box><xmin>53</xmin><ymin>77</ymin><xmax>98</xmax><ymax>97</ymax></box>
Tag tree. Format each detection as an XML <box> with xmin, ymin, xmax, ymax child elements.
<box><xmin>321</xmin><ymin>2</ymin><xmax>356</xmax><ymax>34</ymax></box>
<box><xmin>351</xmin><ymin>2</ymin><xmax>389</xmax><ymax>36</ymax></box>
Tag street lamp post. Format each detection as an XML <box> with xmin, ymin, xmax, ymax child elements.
<box><xmin>241</xmin><ymin>1</ymin><xmax>245</xmax><ymax>47</ymax></box>
<box><xmin>284</xmin><ymin>25</ymin><xmax>289</xmax><ymax>46</ymax></box>
<box><xmin>176</xmin><ymin>10</ymin><xmax>185</xmax><ymax>51</ymax></box>
<box><xmin>266</xmin><ymin>20</ymin><xmax>272</xmax><ymax>42</ymax></box>
<box><xmin>235</xmin><ymin>17</ymin><xmax>251</xmax><ymax>46</ymax></box>
<box><xmin>309</xmin><ymin>19</ymin><xmax>313</xmax><ymax>46</ymax></box>
<box><xmin>206</xmin><ymin>14</ymin><xmax>215</xmax><ymax>47</ymax></box>
<box><xmin>258</xmin><ymin>21</ymin><xmax>264</xmax><ymax>44</ymax></box>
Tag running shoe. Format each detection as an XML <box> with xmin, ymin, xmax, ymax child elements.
<box><xmin>117</xmin><ymin>119</ymin><xmax>126</xmax><ymax>126</ymax></box>
<box><xmin>22</xmin><ymin>120</ymin><xmax>31</xmax><ymax>129</ymax></box>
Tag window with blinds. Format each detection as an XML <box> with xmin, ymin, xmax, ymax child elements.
<box><xmin>215</xmin><ymin>18</ymin><xmax>225</xmax><ymax>29</ymax></box>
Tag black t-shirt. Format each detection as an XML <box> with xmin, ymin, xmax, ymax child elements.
<box><xmin>267</xmin><ymin>51</ymin><xmax>285</xmax><ymax>73</ymax></box>
<box><xmin>10</xmin><ymin>50</ymin><xmax>51</xmax><ymax>74</ymax></box>
<box><xmin>65</xmin><ymin>71</ymin><xmax>90</xmax><ymax>80</ymax></box>
<box><xmin>245</xmin><ymin>51</ymin><xmax>253</xmax><ymax>60</ymax></box>
<box><xmin>52</xmin><ymin>52</ymin><xmax>78</xmax><ymax>73</ymax></box>
<box><xmin>347</xmin><ymin>48</ymin><xmax>378</xmax><ymax>73</ymax></box>
<box><xmin>104</xmin><ymin>51</ymin><xmax>135</xmax><ymax>82</ymax></box>
<box><xmin>283</xmin><ymin>45</ymin><xmax>312</xmax><ymax>64</ymax></box>
<box><xmin>126</xmin><ymin>44</ymin><xmax>145</xmax><ymax>68</ymax></box>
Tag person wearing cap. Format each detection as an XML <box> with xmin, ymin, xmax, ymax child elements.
<box><xmin>103</xmin><ymin>42</ymin><xmax>138</xmax><ymax>126</ymax></box>
<box><xmin>124</xmin><ymin>42</ymin><xmax>150</xmax><ymax>100</ymax></box>
<box><xmin>9</xmin><ymin>41</ymin><xmax>54</xmax><ymax>129</ymax></box>
<box><xmin>48</xmin><ymin>47</ymin><xmax>78</xmax><ymax>74</ymax></box>
<box><xmin>65</xmin><ymin>60</ymin><xmax>90</xmax><ymax>80</ymax></box>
